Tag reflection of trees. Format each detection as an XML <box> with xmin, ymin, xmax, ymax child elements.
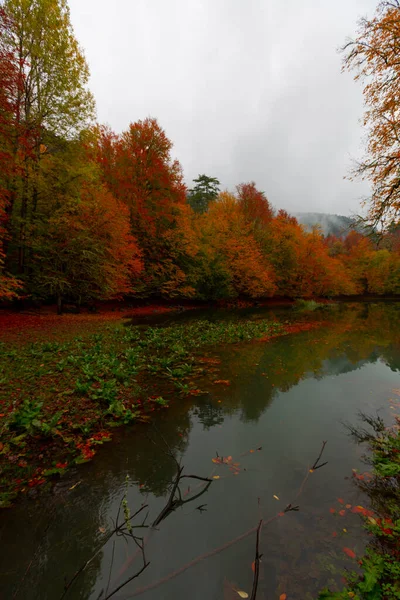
<box><xmin>192</xmin><ymin>398</ymin><xmax>224</xmax><ymax>430</ymax></box>
<box><xmin>3</xmin><ymin>303</ymin><xmax>400</xmax><ymax>598</ymax></box>
<box><xmin>0</xmin><ymin>410</ymin><xmax>192</xmax><ymax>599</ymax></box>
<box><xmin>197</xmin><ymin>302</ymin><xmax>400</xmax><ymax>424</ymax></box>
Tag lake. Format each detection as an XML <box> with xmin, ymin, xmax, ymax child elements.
<box><xmin>1</xmin><ymin>302</ymin><xmax>399</xmax><ymax>600</ymax></box>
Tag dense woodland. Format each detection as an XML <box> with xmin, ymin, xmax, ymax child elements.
<box><xmin>2</xmin><ymin>1</ymin><xmax>400</xmax><ymax>311</ymax></box>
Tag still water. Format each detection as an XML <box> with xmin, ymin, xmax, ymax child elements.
<box><xmin>1</xmin><ymin>302</ymin><xmax>400</xmax><ymax>600</ymax></box>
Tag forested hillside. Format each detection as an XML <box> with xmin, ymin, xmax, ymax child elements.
<box><xmin>294</xmin><ymin>213</ymin><xmax>355</xmax><ymax>237</ymax></box>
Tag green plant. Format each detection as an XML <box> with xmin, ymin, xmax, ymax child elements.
<box><xmin>9</xmin><ymin>400</ymin><xmax>43</xmax><ymax>433</ymax></box>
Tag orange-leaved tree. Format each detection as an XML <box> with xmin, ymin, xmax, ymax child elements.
<box><xmin>96</xmin><ymin>119</ymin><xmax>197</xmax><ymax>297</ymax></box>
<box><xmin>29</xmin><ymin>140</ymin><xmax>142</xmax><ymax>312</ymax></box>
<box><xmin>343</xmin><ymin>0</ymin><xmax>400</xmax><ymax>229</ymax></box>
<box><xmin>196</xmin><ymin>192</ymin><xmax>276</xmax><ymax>298</ymax></box>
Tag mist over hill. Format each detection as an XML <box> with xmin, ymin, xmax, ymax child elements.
<box><xmin>294</xmin><ymin>212</ymin><xmax>356</xmax><ymax>237</ymax></box>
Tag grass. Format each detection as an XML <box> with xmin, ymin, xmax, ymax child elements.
<box><xmin>0</xmin><ymin>317</ymin><xmax>284</xmax><ymax>506</ymax></box>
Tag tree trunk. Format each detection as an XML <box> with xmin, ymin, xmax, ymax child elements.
<box><xmin>57</xmin><ymin>293</ymin><xmax>63</xmax><ymax>315</ymax></box>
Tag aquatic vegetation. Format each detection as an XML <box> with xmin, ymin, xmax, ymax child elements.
<box><xmin>0</xmin><ymin>315</ymin><xmax>288</xmax><ymax>505</ymax></box>
<box><xmin>319</xmin><ymin>416</ymin><xmax>400</xmax><ymax>599</ymax></box>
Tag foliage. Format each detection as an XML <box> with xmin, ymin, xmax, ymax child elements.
<box><xmin>187</xmin><ymin>174</ymin><xmax>220</xmax><ymax>214</ymax></box>
<box><xmin>96</xmin><ymin>119</ymin><xmax>197</xmax><ymax>298</ymax></box>
<box><xmin>2</xmin><ymin>0</ymin><xmax>400</xmax><ymax>305</ymax></box>
<box><xmin>342</xmin><ymin>0</ymin><xmax>400</xmax><ymax>230</ymax></box>
<box><xmin>319</xmin><ymin>416</ymin><xmax>400</xmax><ymax>599</ymax></box>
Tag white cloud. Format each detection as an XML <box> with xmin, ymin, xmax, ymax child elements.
<box><xmin>69</xmin><ymin>0</ymin><xmax>376</xmax><ymax>215</ymax></box>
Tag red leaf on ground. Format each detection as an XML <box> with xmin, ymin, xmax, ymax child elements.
<box><xmin>343</xmin><ymin>547</ymin><xmax>356</xmax><ymax>559</ymax></box>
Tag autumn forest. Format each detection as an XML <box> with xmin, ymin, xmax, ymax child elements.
<box><xmin>2</xmin><ymin>0</ymin><xmax>400</xmax><ymax>311</ymax></box>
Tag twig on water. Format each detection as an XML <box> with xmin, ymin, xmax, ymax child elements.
<box><xmin>117</xmin><ymin>440</ymin><xmax>328</xmax><ymax>599</ymax></box>
<box><xmin>250</xmin><ymin>520</ymin><xmax>263</xmax><ymax>600</ymax></box>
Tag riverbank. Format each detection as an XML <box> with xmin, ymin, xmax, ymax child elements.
<box><xmin>0</xmin><ymin>313</ymin><xmax>322</xmax><ymax>508</ymax></box>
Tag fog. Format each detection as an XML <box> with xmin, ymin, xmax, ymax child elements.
<box><xmin>68</xmin><ymin>0</ymin><xmax>378</xmax><ymax>215</ymax></box>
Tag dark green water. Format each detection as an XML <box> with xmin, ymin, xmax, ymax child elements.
<box><xmin>1</xmin><ymin>303</ymin><xmax>400</xmax><ymax>600</ymax></box>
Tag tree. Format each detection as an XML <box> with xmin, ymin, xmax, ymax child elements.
<box><xmin>197</xmin><ymin>192</ymin><xmax>276</xmax><ymax>298</ymax></box>
<box><xmin>29</xmin><ymin>141</ymin><xmax>142</xmax><ymax>312</ymax></box>
<box><xmin>96</xmin><ymin>119</ymin><xmax>198</xmax><ymax>297</ymax></box>
<box><xmin>187</xmin><ymin>174</ymin><xmax>220</xmax><ymax>214</ymax></box>
<box><xmin>236</xmin><ymin>182</ymin><xmax>273</xmax><ymax>229</ymax></box>
<box><xmin>0</xmin><ymin>9</ymin><xmax>22</xmax><ymax>298</ymax></box>
<box><xmin>343</xmin><ymin>1</ymin><xmax>400</xmax><ymax>229</ymax></box>
<box><xmin>0</xmin><ymin>0</ymin><xmax>95</xmax><ymax>275</ymax></box>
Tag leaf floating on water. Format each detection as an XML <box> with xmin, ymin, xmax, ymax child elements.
<box><xmin>212</xmin><ymin>458</ymin><xmax>219</xmax><ymax>464</ymax></box>
<box><xmin>338</xmin><ymin>498</ymin><xmax>344</xmax><ymax>504</ymax></box>
<box><xmin>273</xmin><ymin>494</ymin><xmax>280</xmax><ymax>500</ymax></box>
<box><xmin>98</xmin><ymin>526</ymin><xmax>106</xmax><ymax>533</ymax></box>
<box><xmin>236</xmin><ymin>592</ymin><xmax>249</xmax><ymax>599</ymax></box>
<box><xmin>343</xmin><ymin>547</ymin><xmax>356</xmax><ymax>559</ymax></box>
<box><xmin>69</xmin><ymin>480</ymin><xmax>81</xmax><ymax>490</ymax></box>
<box><xmin>329</xmin><ymin>508</ymin><xmax>336</xmax><ymax>514</ymax></box>
<box><xmin>339</xmin><ymin>509</ymin><xmax>346</xmax><ymax>517</ymax></box>
<box><xmin>346</xmin><ymin>504</ymin><xmax>352</xmax><ymax>509</ymax></box>
<box><xmin>280</xmin><ymin>594</ymin><xmax>287</xmax><ymax>600</ymax></box>
<box><xmin>213</xmin><ymin>475</ymin><xmax>220</xmax><ymax>479</ymax></box>
<box><xmin>251</xmin><ymin>561</ymin><xmax>255</xmax><ymax>573</ymax></box>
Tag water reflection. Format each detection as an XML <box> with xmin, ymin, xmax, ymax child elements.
<box><xmin>1</xmin><ymin>302</ymin><xmax>400</xmax><ymax>599</ymax></box>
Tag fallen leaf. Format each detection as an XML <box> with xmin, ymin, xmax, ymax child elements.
<box><xmin>98</xmin><ymin>527</ymin><xmax>106</xmax><ymax>533</ymax></box>
<box><xmin>69</xmin><ymin>480</ymin><xmax>81</xmax><ymax>491</ymax></box>
<box><xmin>346</xmin><ymin>504</ymin><xmax>352</xmax><ymax>509</ymax></box>
<box><xmin>273</xmin><ymin>494</ymin><xmax>279</xmax><ymax>500</ymax></box>
<box><xmin>213</xmin><ymin>475</ymin><xmax>220</xmax><ymax>479</ymax></box>
<box><xmin>339</xmin><ymin>509</ymin><xmax>346</xmax><ymax>517</ymax></box>
<box><xmin>338</xmin><ymin>498</ymin><xmax>344</xmax><ymax>504</ymax></box>
<box><xmin>251</xmin><ymin>561</ymin><xmax>255</xmax><ymax>573</ymax></box>
<box><xmin>330</xmin><ymin>508</ymin><xmax>336</xmax><ymax>514</ymax></box>
<box><xmin>236</xmin><ymin>592</ymin><xmax>249</xmax><ymax>599</ymax></box>
<box><xmin>368</xmin><ymin>517</ymin><xmax>377</xmax><ymax>525</ymax></box>
<box><xmin>280</xmin><ymin>594</ymin><xmax>287</xmax><ymax>600</ymax></box>
<box><xmin>343</xmin><ymin>547</ymin><xmax>356</xmax><ymax>559</ymax></box>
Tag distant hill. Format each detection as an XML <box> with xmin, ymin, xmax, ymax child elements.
<box><xmin>293</xmin><ymin>212</ymin><xmax>356</xmax><ymax>237</ymax></box>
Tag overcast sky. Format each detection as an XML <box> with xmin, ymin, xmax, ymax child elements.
<box><xmin>68</xmin><ymin>0</ymin><xmax>378</xmax><ymax>216</ymax></box>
